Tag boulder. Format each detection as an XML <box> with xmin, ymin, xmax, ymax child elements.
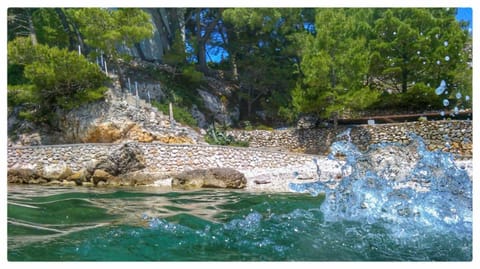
<box><xmin>92</xmin><ymin>169</ymin><xmax>116</xmax><ymax>185</ymax></box>
<box><xmin>66</xmin><ymin>169</ymin><xmax>89</xmax><ymax>185</ymax></box>
<box><xmin>172</xmin><ymin>168</ymin><xmax>247</xmax><ymax>190</ymax></box>
<box><xmin>94</xmin><ymin>143</ymin><xmax>146</xmax><ymax>176</ymax></box>
<box><xmin>41</xmin><ymin>163</ymin><xmax>73</xmax><ymax>181</ymax></box>
<box><xmin>8</xmin><ymin>168</ymin><xmax>38</xmax><ymax>184</ymax></box>
<box><xmin>118</xmin><ymin>171</ymin><xmax>167</xmax><ymax>186</ymax></box>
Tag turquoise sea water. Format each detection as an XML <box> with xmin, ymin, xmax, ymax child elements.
<box><xmin>7</xmin><ymin>184</ymin><xmax>471</xmax><ymax>261</ymax></box>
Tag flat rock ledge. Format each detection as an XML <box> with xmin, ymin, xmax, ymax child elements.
<box><xmin>171</xmin><ymin>168</ymin><xmax>247</xmax><ymax>190</ymax></box>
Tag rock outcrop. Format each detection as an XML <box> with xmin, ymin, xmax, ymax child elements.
<box><xmin>172</xmin><ymin>168</ymin><xmax>247</xmax><ymax>190</ymax></box>
<box><xmin>7</xmin><ymin>142</ymin><xmax>150</xmax><ymax>187</ymax></box>
<box><xmin>8</xmin><ymin>81</ymin><xmax>203</xmax><ymax>146</ymax></box>
<box><xmin>93</xmin><ymin>143</ymin><xmax>146</xmax><ymax>176</ymax></box>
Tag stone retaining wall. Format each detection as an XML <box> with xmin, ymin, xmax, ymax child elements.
<box><xmin>227</xmin><ymin>120</ymin><xmax>472</xmax><ymax>156</ymax></box>
<box><xmin>7</xmin><ymin>120</ymin><xmax>472</xmax><ymax>178</ymax></box>
<box><xmin>7</xmin><ymin>143</ymin><xmax>316</xmax><ymax>174</ymax></box>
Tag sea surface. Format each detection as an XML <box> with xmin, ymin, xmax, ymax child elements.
<box><xmin>7</xmin><ymin>184</ymin><xmax>472</xmax><ymax>261</ymax></box>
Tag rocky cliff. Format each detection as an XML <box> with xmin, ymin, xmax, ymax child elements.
<box><xmin>7</xmin><ymin>74</ymin><xmax>204</xmax><ymax>146</ymax></box>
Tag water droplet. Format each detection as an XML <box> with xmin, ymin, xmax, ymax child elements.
<box><xmin>435</xmin><ymin>80</ymin><xmax>447</xmax><ymax>95</ymax></box>
<box><xmin>423</xmin><ymin>61</ymin><xmax>426</xmax><ymax>65</ymax></box>
<box><xmin>465</xmin><ymin>95</ymin><xmax>470</xmax><ymax>101</ymax></box>
<box><xmin>444</xmin><ymin>41</ymin><xmax>449</xmax><ymax>46</ymax></box>
<box><xmin>393</xmin><ymin>31</ymin><xmax>397</xmax><ymax>35</ymax></box>
<box><xmin>456</xmin><ymin>92</ymin><xmax>462</xmax><ymax>99</ymax></box>
<box><xmin>445</xmin><ymin>56</ymin><xmax>450</xmax><ymax>61</ymax></box>
<box><xmin>443</xmin><ymin>99</ymin><xmax>449</xmax><ymax>107</ymax></box>
<box><xmin>420</xmin><ymin>32</ymin><xmax>423</xmax><ymax>36</ymax></box>
<box><xmin>436</xmin><ymin>60</ymin><xmax>441</xmax><ymax>65</ymax></box>
<box><xmin>454</xmin><ymin>106</ymin><xmax>459</xmax><ymax>114</ymax></box>
<box><xmin>445</xmin><ymin>91</ymin><xmax>448</xmax><ymax>94</ymax></box>
<box><xmin>417</xmin><ymin>51</ymin><xmax>421</xmax><ymax>55</ymax></box>
<box><xmin>435</xmin><ymin>33</ymin><xmax>440</xmax><ymax>39</ymax></box>
<box><xmin>440</xmin><ymin>111</ymin><xmax>445</xmax><ymax>117</ymax></box>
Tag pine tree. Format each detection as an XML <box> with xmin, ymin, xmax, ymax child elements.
<box><xmin>292</xmin><ymin>9</ymin><xmax>379</xmax><ymax>124</ymax></box>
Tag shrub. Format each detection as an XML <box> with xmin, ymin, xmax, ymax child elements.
<box><xmin>205</xmin><ymin>126</ymin><xmax>249</xmax><ymax>147</ymax></box>
<box><xmin>152</xmin><ymin>101</ymin><xmax>198</xmax><ymax>127</ymax></box>
<box><xmin>8</xmin><ymin>37</ymin><xmax>108</xmax><ymax>122</ymax></box>
<box><xmin>399</xmin><ymin>83</ymin><xmax>443</xmax><ymax>111</ymax></box>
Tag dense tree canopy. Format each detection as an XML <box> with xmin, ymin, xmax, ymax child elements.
<box><xmin>291</xmin><ymin>9</ymin><xmax>379</xmax><ymax>123</ymax></box>
<box><xmin>8</xmin><ymin>7</ymin><xmax>472</xmax><ymax>127</ymax></box>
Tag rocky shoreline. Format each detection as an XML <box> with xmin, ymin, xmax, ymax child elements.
<box><xmin>8</xmin><ymin>140</ymin><xmax>473</xmax><ymax>193</ymax></box>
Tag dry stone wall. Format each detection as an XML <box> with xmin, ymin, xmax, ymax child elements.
<box><xmin>7</xmin><ymin>120</ymin><xmax>472</xmax><ymax>180</ymax></box>
<box><xmin>7</xmin><ymin>143</ymin><xmax>316</xmax><ymax>174</ymax></box>
<box><xmin>227</xmin><ymin>120</ymin><xmax>472</xmax><ymax>156</ymax></box>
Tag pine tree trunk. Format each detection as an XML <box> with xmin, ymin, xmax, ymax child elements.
<box><xmin>231</xmin><ymin>53</ymin><xmax>239</xmax><ymax>81</ymax></box>
<box><xmin>26</xmin><ymin>10</ymin><xmax>37</xmax><ymax>46</ymax></box>
<box><xmin>55</xmin><ymin>8</ymin><xmax>76</xmax><ymax>50</ymax></box>
<box><xmin>195</xmin><ymin>9</ymin><xmax>209</xmax><ymax>74</ymax></box>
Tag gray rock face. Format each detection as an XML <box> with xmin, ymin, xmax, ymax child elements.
<box><xmin>94</xmin><ymin>143</ymin><xmax>146</xmax><ymax>176</ymax></box>
<box><xmin>197</xmin><ymin>89</ymin><xmax>239</xmax><ymax>126</ymax></box>
<box><xmin>172</xmin><ymin>168</ymin><xmax>247</xmax><ymax>189</ymax></box>
<box><xmin>191</xmin><ymin>104</ymin><xmax>207</xmax><ymax>128</ymax></box>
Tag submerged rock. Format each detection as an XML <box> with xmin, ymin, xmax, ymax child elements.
<box><xmin>172</xmin><ymin>168</ymin><xmax>247</xmax><ymax>190</ymax></box>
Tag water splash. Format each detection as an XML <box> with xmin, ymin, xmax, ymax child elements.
<box><xmin>435</xmin><ymin>80</ymin><xmax>447</xmax><ymax>95</ymax></box>
<box><xmin>453</xmin><ymin>106</ymin><xmax>459</xmax><ymax>115</ymax></box>
<box><xmin>289</xmin><ymin>133</ymin><xmax>472</xmax><ymax>238</ymax></box>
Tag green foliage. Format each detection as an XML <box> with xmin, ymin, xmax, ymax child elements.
<box><xmin>242</xmin><ymin>121</ymin><xmax>253</xmax><ymax>131</ymax></box>
<box><xmin>152</xmin><ymin>101</ymin><xmax>198</xmax><ymax>127</ymax></box>
<box><xmin>8</xmin><ymin>37</ymin><xmax>108</xmax><ymax>121</ymax></box>
<box><xmin>255</xmin><ymin>124</ymin><xmax>274</xmax><ymax>131</ymax></box>
<box><xmin>222</xmin><ymin>8</ymin><xmax>303</xmax><ymax>121</ymax></box>
<box><xmin>399</xmin><ymin>83</ymin><xmax>444</xmax><ymax>111</ymax></box>
<box><xmin>71</xmin><ymin>8</ymin><xmax>153</xmax><ymax>55</ymax></box>
<box><xmin>181</xmin><ymin>65</ymin><xmax>204</xmax><ymax>85</ymax></box>
<box><xmin>7</xmin><ymin>84</ymin><xmax>38</xmax><ymax>108</ymax></box>
<box><xmin>7</xmin><ymin>64</ymin><xmax>28</xmax><ymax>85</ymax></box>
<box><xmin>370</xmin><ymin>83</ymin><xmax>444</xmax><ymax>112</ymax></box>
<box><xmin>292</xmin><ymin>9</ymin><xmax>376</xmax><ymax>120</ymax></box>
<box><xmin>289</xmin><ymin>8</ymin><xmax>470</xmax><ymax>122</ymax></box>
<box><xmin>163</xmin><ymin>30</ymin><xmax>187</xmax><ymax>67</ymax></box>
<box><xmin>205</xmin><ymin>126</ymin><xmax>249</xmax><ymax>147</ymax></box>
<box><xmin>32</xmin><ymin>8</ymin><xmax>70</xmax><ymax>48</ymax></box>
<box><xmin>370</xmin><ymin>8</ymin><xmax>470</xmax><ymax>93</ymax></box>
